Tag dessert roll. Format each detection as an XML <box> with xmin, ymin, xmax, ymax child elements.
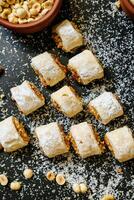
<box><xmin>0</xmin><ymin>116</ymin><xmax>29</xmax><ymax>152</ymax></box>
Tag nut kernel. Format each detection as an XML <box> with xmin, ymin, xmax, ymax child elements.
<box><xmin>46</xmin><ymin>171</ymin><xmax>55</xmax><ymax>181</ymax></box>
<box><xmin>72</xmin><ymin>183</ymin><xmax>80</xmax><ymax>193</ymax></box>
<box><xmin>23</xmin><ymin>168</ymin><xmax>33</xmax><ymax>179</ymax></box>
<box><xmin>16</xmin><ymin>7</ymin><xmax>27</xmax><ymax>18</ymax></box>
<box><xmin>0</xmin><ymin>174</ymin><xmax>8</xmax><ymax>186</ymax></box>
<box><xmin>79</xmin><ymin>183</ymin><xmax>88</xmax><ymax>193</ymax></box>
<box><xmin>101</xmin><ymin>194</ymin><xmax>115</xmax><ymax>200</ymax></box>
<box><xmin>56</xmin><ymin>174</ymin><xmax>65</xmax><ymax>186</ymax></box>
<box><xmin>10</xmin><ymin>181</ymin><xmax>21</xmax><ymax>191</ymax></box>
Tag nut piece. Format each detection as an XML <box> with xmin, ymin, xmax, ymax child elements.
<box><xmin>130</xmin><ymin>0</ymin><xmax>134</xmax><ymax>5</ymax></box>
<box><xmin>116</xmin><ymin>168</ymin><xmax>123</xmax><ymax>174</ymax></box>
<box><xmin>79</xmin><ymin>183</ymin><xmax>88</xmax><ymax>193</ymax></box>
<box><xmin>0</xmin><ymin>174</ymin><xmax>8</xmax><ymax>186</ymax></box>
<box><xmin>46</xmin><ymin>171</ymin><xmax>55</xmax><ymax>181</ymax></box>
<box><xmin>72</xmin><ymin>183</ymin><xmax>81</xmax><ymax>193</ymax></box>
<box><xmin>1</xmin><ymin>8</ymin><xmax>11</xmax><ymax>19</ymax></box>
<box><xmin>56</xmin><ymin>174</ymin><xmax>66</xmax><ymax>185</ymax></box>
<box><xmin>10</xmin><ymin>181</ymin><xmax>21</xmax><ymax>191</ymax></box>
<box><xmin>101</xmin><ymin>194</ymin><xmax>115</xmax><ymax>200</ymax></box>
<box><xmin>16</xmin><ymin>7</ymin><xmax>27</xmax><ymax>18</ymax></box>
<box><xmin>28</xmin><ymin>0</ymin><xmax>36</xmax><ymax>8</ymax></box>
<box><xmin>115</xmin><ymin>1</ymin><xmax>121</xmax><ymax>9</ymax></box>
<box><xmin>23</xmin><ymin>168</ymin><xmax>33</xmax><ymax>179</ymax></box>
<box><xmin>0</xmin><ymin>5</ymin><xmax>2</xmax><ymax>13</ymax></box>
<box><xmin>6</xmin><ymin>0</ymin><xmax>16</xmax><ymax>5</ymax></box>
<box><xmin>32</xmin><ymin>2</ymin><xmax>41</xmax><ymax>12</ymax></box>
<box><xmin>27</xmin><ymin>17</ymin><xmax>34</xmax><ymax>22</ymax></box>
<box><xmin>8</xmin><ymin>13</ymin><xmax>18</xmax><ymax>23</ymax></box>
<box><xmin>29</xmin><ymin>8</ymin><xmax>38</xmax><ymax>16</ymax></box>
<box><xmin>18</xmin><ymin>18</ymin><xmax>28</xmax><ymax>24</ymax></box>
<box><xmin>0</xmin><ymin>1</ymin><xmax>9</xmax><ymax>7</ymax></box>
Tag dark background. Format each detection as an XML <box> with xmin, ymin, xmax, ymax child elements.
<box><xmin>0</xmin><ymin>0</ymin><xmax>134</xmax><ymax>199</ymax></box>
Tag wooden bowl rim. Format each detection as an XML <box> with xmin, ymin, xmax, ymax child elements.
<box><xmin>0</xmin><ymin>0</ymin><xmax>61</xmax><ymax>29</ymax></box>
<box><xmin>120</xmin><ymin>0</ymin><xmax>134</xmax><ymax>14</ymax></box>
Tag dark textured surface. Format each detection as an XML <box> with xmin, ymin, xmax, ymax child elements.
<box><xmin>0</xmin><ymin>0</ymin><xmax>134</xmax><ymax>200</ymax></box>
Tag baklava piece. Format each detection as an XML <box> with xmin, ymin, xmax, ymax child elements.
<box><xmin>105</xmin><ymin>126</ymin><xmax>134</xmax><ymax>162</ymax></box>
<box><xmin>35</xmin><ymin>122</ymin><xmax>69</xmax><ymax>158</ymax></box>
<box><xmin>69</xmin><ymin>122</ymin><xmax>103</xmax><ymax>158</ymax></box>
<box><xmin>52</xmin><ymin>19</ymin><xmax>84</xmax><ymax>52</ymax></box>
<box><xmin>51</xmin><ymin>86</ymin><xmax>83</xmax><ymax>118</ymax></box>
<box><xmin>31</xmin><ymin>52</ymin><xmax>66</xmax><ymax>87</ymax></box>
<box><xmin>68</xmin><ymin>50</ymin><xmax>104</xmax><ymax>85</ymax></box>
<box><xmin>88</xmin><ymin>92</ymin><xmax>124</xmax><ymax>125</ymax></box>
<box><xmin>10</xmin><ymin>80</ymin><xmax>45</xmax><ymax>115</ymax></box>
<box><xmin>0</xmin><ymin>116</ymin><xmax>29</xmax><ymax>152</ymax></box>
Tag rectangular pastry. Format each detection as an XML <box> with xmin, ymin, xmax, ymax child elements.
<box><xmin>31</xmin><ymin>52</ymin><xmax>66</xmax><ymax>87</ymax></box>
<box><xmin>51</xmin><ymin>86</ymin><xmax>83</xmax><ymax>118</ymax></box>
<box><xmin>10</xmin><ymin>80</ymin><xmax>45</xmax><ymax>115</ymax></box>
<box><xmin>52</xmin><ymin>19</ymin><xmax>84</xmax><ymax>52</ymax></box>
<box><xmin>0</xmin><ymin>116</ymin><xmax>29</xmax><ymax>152</ymax></box>
<box><xmin>35</xmin><ymin>122</ymin><xmax>69</xmax><ymax>158</ymax></box>
<box><xmin>69</xmin><ymin>122</ymin><xmax>103</xmax><ymax>158</ymax></box>
<box><xmin>88</xmin><ymin>92</ymin><xmax>124</xmax><ymax>125</ymax></box>
<box><xmin>105</xmin><ymin>126</ymin><xmax>134</xmax><ymax>162</ymax></box>
<box><xmin>68</xmin><ymin>50</ymin><xmax>104</xmax><ymax>85</ymax></box>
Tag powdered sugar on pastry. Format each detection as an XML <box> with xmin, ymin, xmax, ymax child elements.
<box><xmin>70</xmin><ymin>122</ymin><xmax>102</xmax><ymax>158</ymax></box>
<box><xmin>68</xmin><ymin>50</ymin><xmax>104</xmax><ymax>85</ymax></box>
<box><xmin>89</xmin><ymin>92</ymin><xmax>124</xmax><ymax>124</ymax></box>
<box><xmin>35</xmin><ymin>122</ymin><xmax>69</xmax><ymax>158</ymax></box>
<box><xmin>10</xmin><ymin>81</ymin><xmax>45</xmax><ymax>115</ymax></box>
<box><xmin>53</xmin><ymin>19</ymin><xmax>83</xmax><ymax>52</ymax></box>
<box><xmin>51</xmin><ymin>86</ymin><xmax>83</xmax><ymax>118</ymax></box>
<box><xmin>105</xmin><ymin>126</ymin><xmax>134</xmax><ymax>162</ymax></box>
<box><xmin>31</xmin><ymin>52</ymin><xmax>65</xmax><ymax>87</ymax></box>
<box><xmin>0</xmin><ymin>116</ymin><xmax>29</xmax><ymax>152</ymax></box>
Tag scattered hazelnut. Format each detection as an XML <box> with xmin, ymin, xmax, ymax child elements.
<box><xmin>72</xmin><ymin>183</ymin><xmax>81</xmax><ymax>193</ymax></box>
<box><xmin>56</xmin><ymin>174</ymin><xmax>65</xmax><ymax>186</ymax></box>
<box><xmin>116</xmin><ymin>168</ymin><xmax>123</xmax><ymax>174</ymax></box>
<box><xmin>46</xmin><ymin>171</ymin><xmax>55</xmax><ymax>181</ymax></box>
<box><xmin>115</xmin><ymin>1</ymin><xmax>121</xmax><ymax>9</ymax></box>
<box><xmin>23</xmin><ymin>168</ymin><xmax>33</xmax><ymax>179</ymax></box>
<box><xmin>101</xmin><ymin>194</ymin><xmax>115</xmax><ymax>200</ymax></box>
<box><xmin>0</xmin><ymin>174</ymin><xmax>8</xmax><ymax>186</ymax></box>
<box><xmin>79</xmin><ymin>183</ymin><xmax>88</xmax><ymax>193</ymax></box>
<box><xmin>10</xmin><ymin>181</ymin><xmax>22</xmax><ymax>191</ymax></box>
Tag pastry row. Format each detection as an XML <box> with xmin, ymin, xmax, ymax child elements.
<box><xmin>10</xmin><ymin>82</ymin><xmax>124</xmax><ymax>125</ymax></box>
<box><xmin>0</xmin><ymin>116</ymin><xmax>134</xmax><ymax>163</ymax></box>
<box><xmin>31</xmin><ymin>50</ymin><xmax>104</xmax><ymax>87</ymax></box>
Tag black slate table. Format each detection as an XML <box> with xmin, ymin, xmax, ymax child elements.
<box><xmin>0</xmin><ymin>0</ymin><xmax>134</xmax><ymax>200</ymax></box>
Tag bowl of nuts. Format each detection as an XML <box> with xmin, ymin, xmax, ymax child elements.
<box><xmin>120</xmin><ymin>0</ymin><xmax>134</xmax><ymax>19</ymax></box>
<box><xmin>0</xmin><ymin>0</ymin><xmax>62</xmax><ymax>34</ymax></box>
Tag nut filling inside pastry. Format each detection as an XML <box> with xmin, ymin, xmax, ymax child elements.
<box><xmin>13</xmin><ymin>117</ymin><xmax>29</xmax><ymax>143</ymax></box>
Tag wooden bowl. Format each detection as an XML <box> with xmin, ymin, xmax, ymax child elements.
<box><xmin>0</xmin><ymin>0</ymin><xmax>62</xmax><ymax>34</ymax></box>
<box><xmin>120</xmin><ymin>0</ymin><xmax>134</xmax><ymax>19</ymax></box>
